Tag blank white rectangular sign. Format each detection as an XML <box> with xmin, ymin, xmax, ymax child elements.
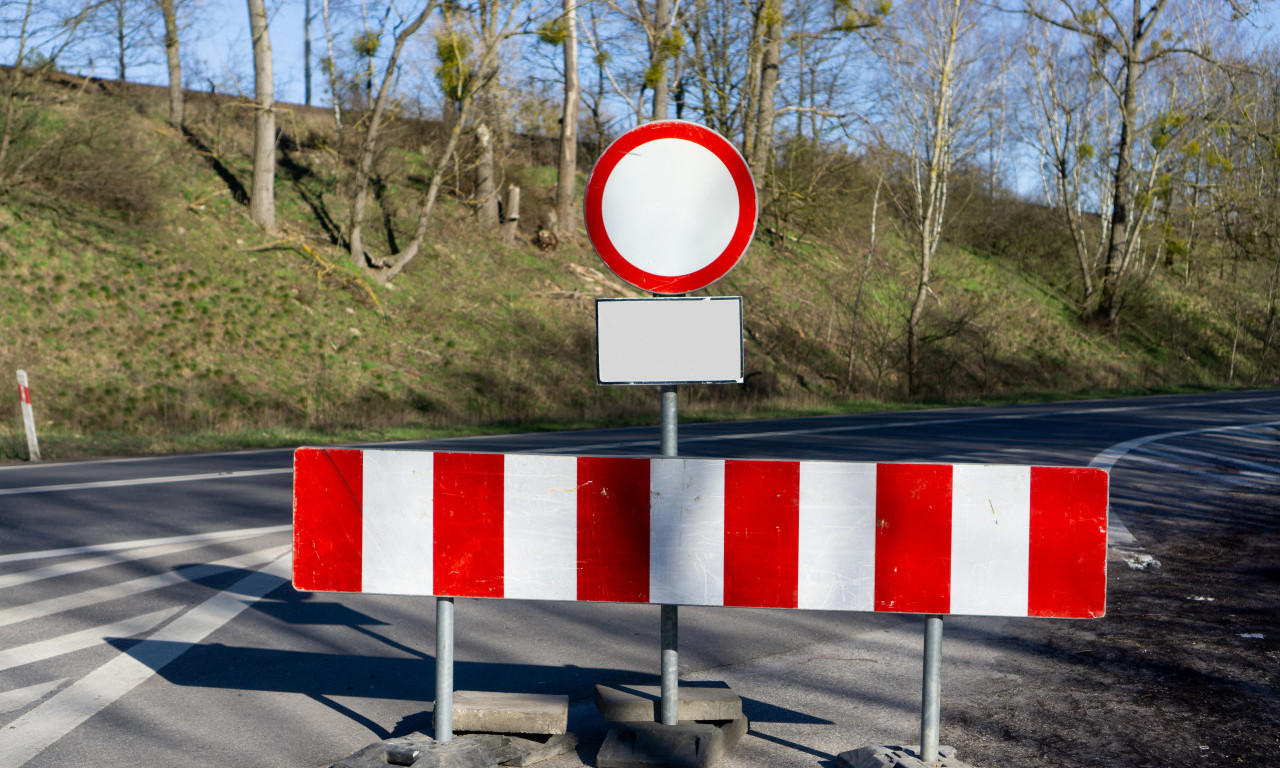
<box><xmin>597</xmin><ymin>297</ymin><xmax>743</xmax><ymax>385</ymax></box>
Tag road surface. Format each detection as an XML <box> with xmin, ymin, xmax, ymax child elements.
<box><xmin>2</xmin><ymin>390</ymin><xmax>1278</xmax><ymax>767</ymax></box>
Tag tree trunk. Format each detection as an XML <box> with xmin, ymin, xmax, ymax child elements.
<box><xmin>116</xmin><ymin>0</ymin><xmax>126</xmax><ymax>81</ymax></box>
<box><xmin>160</xmin><ymin>0</ymin><xmax>183</xmax><ymax>128</ymax></box>
<box><xmin>501</xmin><ymin>185</ymin><xmax>521</xmax><ymax>245</ymax></box>
<box><xmin>650</xmin><ymin>0</ymin><xmax>671</xmax><ymax>120</ymax></box>
<box><xmin>322</xmin><ymin>0</ymin><xmax>342</xmax><ymax>132</ymax></box>
<box><xmin>246</xmin><ymin>0</ymin><xmax>276</xmax><ymax>232</ymax></box>
<box><xmin>476</xmin><ymin>121</ymin><xmax>499</xmax><ymax>227</ymax></box>
<box><xmin>750</xmin><ymin>1</ymin><xmax>782</xmax><ymax>199</ymax></box>
<box><xmin>742</xmin><ymin>0</ymin><xmax>766</xmax><ymax>157</ymax></box>
<box><xmin>554</xmin><ymin>0</ymin><xmax>579</xmax><ymax>238</ymax></box>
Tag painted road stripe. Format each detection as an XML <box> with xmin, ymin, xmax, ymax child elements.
<box><xmin>0</xmin><ymin>468</ymin><xmax>291</xmax><ymax>496</ymax></box>
<box><xmin>0</xmin><ymin>680</ymin><xmax>68</xmax><ymax>716</ymax></box>
<box><xmin>1131</xmin><ymin>444</ymin><xmax>1280</xmax><ymax>477</ymax></box>
<box><xmin>0</xmin><ymin>525</ymin><xmax>290</xmax><ymax>565</ymax></box>
<box><xmin>0</xmin><ymin>539</ymin><xmax>255</xmax><ymax>590</ymax></box>
<box><xmin>0</xmin><ymin>608</ymin><xmax>180</xmax><ymax>672</ymax></box>
<box><xmin>0</xmin><ymin>546</ymin><xmax>286</xmax><ymax>628</ymax></box>
<box><xmin>0</xmin><ymin>554</ymin><xmax>290</xmax><ymax>768</ymax></box>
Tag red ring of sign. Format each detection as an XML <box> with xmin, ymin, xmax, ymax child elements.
<box><xmin>584</xmin><ymin>120</ymin><xmax>757</xmax><ymax>295</ymax></box>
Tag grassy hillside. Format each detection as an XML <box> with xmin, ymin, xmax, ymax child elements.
<box><xmin>0</xmin><ymin>74</ymin><xmax>1272</xmax><ymax>460</ymax></box>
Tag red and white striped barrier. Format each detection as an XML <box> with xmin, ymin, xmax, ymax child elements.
<box><xmin>293</xmin><ymin>448</ymin><xmax>1108</xmax><ymax>618</ymax></box>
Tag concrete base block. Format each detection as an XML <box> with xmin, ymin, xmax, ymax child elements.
<box><xmin>594</xmin><ymin>682</ymin><xmax>743</xmax><ymax>723</ymax></box>
<box><xmin>836</xmin><ymin>745</ymin><xmax>973</xmax><ymax>768</ymax></box>
<box><xmin>596</xmin><ymin>717</ymin><xmax>747</xmax><ymax>768</ymax></box>
<box><xmin>449</xmin><ymin>691</ymin><xmax>569</xmax><ymax>735</ymax></box>
<box><xmin>503</xmin><ymin>733</ymin><xmax>580</xmax><ymax>766</ymax></box>
<box><xmin>597</xmin><ymin>722</ymin><xmax>724</xmax><ymax>768</ymax></box>
<box><xmin>333</xmin><ymin>733</ymin><xmax>522</xmax><ymax>768</ymax></box>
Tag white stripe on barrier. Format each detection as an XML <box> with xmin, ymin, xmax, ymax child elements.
<box><xmin>798</xmin><ymin>461</ymin><xmax>877</xmax><ymax>611</ymax></box>
<box><xmin>950</xmin><ymin>465</ymin><xmax>1031</xmax><ymax>617</ymax></box>
<box><xmin>504</xmin><ymin>455</ymin><xmax>577</xmax><ymax>601</ymax></box>
<box><xmin>363</xmin><ymin>450</ymin><xmax>433</xmax><ymax>595</ymax></box>
<box><xmin>651</xmin><ymin>459</ymin><xmax>725</xmax><ymax>606</ymax></box>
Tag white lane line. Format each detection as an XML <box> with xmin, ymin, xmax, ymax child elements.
<box><xmin>0</xmin><ymin>608</ymin><xmax>180</xmax><ymax>672</ymax></box>
<box><xmin>0</xmin><ymin>553</ymin><xmax>290</xmax><ymax>767</ymax></box>
<box><xmin>1116</xmin><ymin>454</ymin><xmax>1276</xmax><ymax>488</ymax></box>
<box><xmin>0</xmin><ymin>546</ymin><xmax>287</xmax><ymax>628</ymax></box>
<box><xmin>1131</xmin><ymin>443</ymin><xmax>1280</xmax><ymax>476</ymax></box>
<box><xmin>0</xmin><ymin>680</ymin><xmax>68</xmax><ymax>716</ymax></box>
<box><xmin>0</xmin><ymin>525</ymin><xmax>290</xmax><ymax>565</ymax></box>
<box><xmin>0</xmin><ymin>537</ymin><xmax>267</xmax><ymax>590</ymax></box>
<box><xmin>1090</xmin><ymin>420</ymin><xmax>1280</xmax><ymax>472</ymax></box>
<box><xmin>0</xmin><ymin>468</ymin><xmax>291</xmax><ymax>496</ymax></box>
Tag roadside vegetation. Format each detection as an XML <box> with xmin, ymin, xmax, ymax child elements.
<box><xmin>1</xmin><ymin>0</ymin><xmax>1278</xmax><ymax>460</ymax></box>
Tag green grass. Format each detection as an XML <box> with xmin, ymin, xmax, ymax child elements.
<box><xmin>0</xmin><ymin>77</ymin><xmax>1275</xmax><ymax>463</ymax></box>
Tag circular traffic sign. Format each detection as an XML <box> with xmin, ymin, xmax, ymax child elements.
<box><xmin>584</xmin><ymin>120</ymin><xmax>757</xmax><ymax>294</ymax></box>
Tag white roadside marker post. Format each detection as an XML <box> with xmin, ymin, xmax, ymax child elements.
<box><xmin>16</xmin><ymin>370</ymin><xmax>40</xmax><ymax>462</ymax></box>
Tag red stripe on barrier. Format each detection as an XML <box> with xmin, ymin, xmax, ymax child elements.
<box><xmin>433</xmin><ymin>452</ymin><xmax>506</xmax><ymax>597</ymax></box>
<box><xmin>577</xmin><ymin>456</ymin><xmax>650</xmax><ymax>603</ymax></box>
<box><xmin>1028</xmin><ymin>467</ymin><xmax>1109</xmax><ymax>618</ymax></box>
<box><xmin>874</xmin><ymin>464</ymin><xmax>953</xmax><ymax>613</ymax></box>
<box><xmin>724</xmin><ymin>460</ymin><xmax>799</xmax><ymax>608</ymax></box>
<box><xmin>292</xmin><ymin>448</ymin><xmax>363</xmax><ymax>592</ymax></box>
<box><xmin>19</xmin><ymin>385</ymin><xmax>30</xmax><ymax>404</ymax></box>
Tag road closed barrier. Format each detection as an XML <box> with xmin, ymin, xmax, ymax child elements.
<box><xmin>293</xmin><ymin>448</ymin><xmax>1108</xmax><ymax>619</ymax></box>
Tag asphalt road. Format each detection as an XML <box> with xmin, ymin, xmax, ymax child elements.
<box><xmin>1</xmin><ymin>389</ymin><xmax>1278</xmax><ymax>767</ymax></box>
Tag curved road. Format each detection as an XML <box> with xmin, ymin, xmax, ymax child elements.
<box><xmin>1</xmin><ymin>390</ymin><xmax>1277</xmax><ymax>767</ymax></box>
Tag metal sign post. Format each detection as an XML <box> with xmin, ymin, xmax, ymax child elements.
<box><xmin>659</xmin><ymin>384</ymin><xmax>679</xmax><ymax>726</ymax></box>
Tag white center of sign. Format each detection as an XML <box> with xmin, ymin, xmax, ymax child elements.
<box><xmin>599</xmin><ymin>137</ymin><xmax>740</xmax><ymax>277</ymax></box>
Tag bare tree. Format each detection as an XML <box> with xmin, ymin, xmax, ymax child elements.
<box><xmin>348</xmin><ymin>0</ymin><xmax>439</xmax><ymax>267</ymax></box>
<box><xmin>872</xmin><ymin>0</ymin><xmax>1007</xmax><ymax>395</ymax></box>
<box><xmin>1021</xmin><ymin>0</ymin><xmax>1238</xmax><ymax>326</ymax></box>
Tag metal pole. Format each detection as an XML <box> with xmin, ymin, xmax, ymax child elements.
<box><xmin>920</xmin><ymin>614</ymin><xmax>943</xmax><ymax>763</ymax></box>
<box><xmin>659</xmin><ymin>384</ymin><xmax>679</xmax><ymax>725</ymax></box>
<box><xmin>435</xmin><ymin>597</ymin><xmax>455</xmax><ymax>743</ymax></box>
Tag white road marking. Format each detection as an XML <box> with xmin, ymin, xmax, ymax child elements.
<box><xmin>1114</xmin><ymin>454</ymin><xmax>1273</xmax><ymax>487</ymax></box>
<box><xmin>0</xmin><ymin>553</ymin><xmax>291</xmax><ymax>767</ymax></box>
<box><xmin>1131</xmin><ymin>443</ymin><xmax>1280</xmax><ymax>476</ymax></box>
<box><xmin>1089</xmin><ymin>420</ymin><xmax>1280</xmax><ymax>472</ymax></box>
<box><xmin>0</xmin><ymin>546</ymin><xmax>287</xmax><ymax>628</ymax></box>
<box><xmin>0</xmin><ymin>608</ymin><xmax>180</xmax><ymax>672</ymax></box>
<box><xmin>0</xmin><ymin>537</ymin><xmax>269</xmax><ymax>590</ymax></box>
<box><xmin>0</xmin><ymin>680</ymin><xmax>67</xmax><ymax>716</ymax></box>
<box><xmin>0</xmin><ymin>468</ymin><xmax>291</xmax><ymax>496</ymax></box>
<box><xmin>0</xmin><ymin>525</ymin><xmax>290</xmax><ymax>565</ymax></box>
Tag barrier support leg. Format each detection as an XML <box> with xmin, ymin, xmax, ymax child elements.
<box><xmin>920</xmin><ymin>614</ymin><xmax>943</xmax><ymax>763</ymax></box>
<box><xmin>436</xmin><ymin>597</ymin><xmax>454</xmax><ymax>743</ymax></box>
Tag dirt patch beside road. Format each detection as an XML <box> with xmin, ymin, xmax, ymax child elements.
<box><xmin>948</xmin><ymin>488</ymin><xmax>1279</xmax><ymax>767</ymax></box>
